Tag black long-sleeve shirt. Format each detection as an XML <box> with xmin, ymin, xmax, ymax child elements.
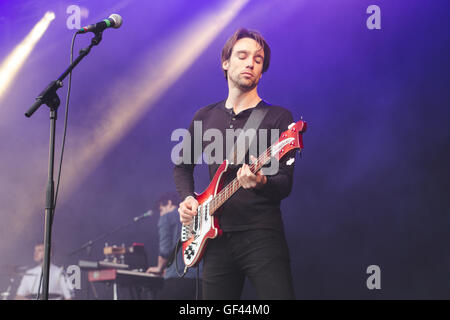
<box><xmin>173</xmin><ymin>99</ymin><xmax>297</xmax><ymax>232</ymax></box>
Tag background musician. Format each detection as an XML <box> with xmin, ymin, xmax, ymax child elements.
<box><xmin>146</xmin><ymin>192</ymin><xmax>201</xmax><ymax>299</ymax></box>
<box><xmin>15</xmin><ymin>243</ymin><xmax>73</xmax><ymax>300</ymax></box>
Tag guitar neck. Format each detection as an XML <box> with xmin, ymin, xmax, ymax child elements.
<box><xmin>209</xmin><ymin>146</ymin><xmax>273</xmax><ymax>215</ymax></box>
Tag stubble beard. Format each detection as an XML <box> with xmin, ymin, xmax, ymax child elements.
<box><xmin>229</xmin><ymin>73</ymin><xmax>259</xmax><ymax>92</ymax></box>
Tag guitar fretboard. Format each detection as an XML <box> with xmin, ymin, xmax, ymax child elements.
<box><xmin>208</xmin><ymin>146</ymin><xmax>274</xmax><ymax>215</ymax></box>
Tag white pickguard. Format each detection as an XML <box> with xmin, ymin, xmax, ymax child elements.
<box><xmin>182</xmin><ymin>195</ymin><xmax>215</xmax><ymax>266</ymax></box>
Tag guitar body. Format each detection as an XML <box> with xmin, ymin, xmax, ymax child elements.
<box><xmin>181</xmin><ymin>160</ymin><xmax>228</xmax><ymax>268</ymax></box>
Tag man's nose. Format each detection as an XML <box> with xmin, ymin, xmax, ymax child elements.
<box><xmin>246</xmin><ymin>58</ymin><xmax>254</xmax><ymax>69</ymax></box>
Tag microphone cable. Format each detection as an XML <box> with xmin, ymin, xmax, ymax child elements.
<box><xmin>53</xmin><ymin>31</ymin><xmax>76</xmax><ymax>215</ymax></box>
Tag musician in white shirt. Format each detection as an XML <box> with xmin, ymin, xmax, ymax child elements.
<box><xmin>15</xmin><ymin>243</ymin><xmax>73</xmax><ymax>300</ymax></box>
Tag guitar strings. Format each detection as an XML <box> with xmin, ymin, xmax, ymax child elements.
<box><xmin>209</xmin><ymin>145</ymin><xmax>274</xmax><ymax>214</ymax></box>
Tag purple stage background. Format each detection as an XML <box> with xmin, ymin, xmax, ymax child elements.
<box><xmin>0</xmin><ymin>0</ymin><xmax>449</xmax><ymax>299</ymax></box>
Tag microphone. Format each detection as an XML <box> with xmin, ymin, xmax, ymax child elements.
<box><xmin>133</xmin><ymin>210</ymin><xmax>153</xmax><ymax>222</ymax></box>
<box><xmin>77</xmin><ymin>14</ymin><xmax>123</xmax><ymax>34</ymax></box>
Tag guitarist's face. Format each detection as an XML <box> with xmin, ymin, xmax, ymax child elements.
<box><xmin>222</xmin><ymin>37</ymin><xmax>264</xmax><ymax>92</ymax></box>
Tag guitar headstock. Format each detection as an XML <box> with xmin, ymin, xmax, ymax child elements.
<box><xmin>271</xmin><ymin>119</ymin><xmax>307</xmax><ymax>161</ymax></box>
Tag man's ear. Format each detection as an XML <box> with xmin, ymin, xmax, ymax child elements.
<box><xmin>222</xmin><ymin>60</ymin><xmax>229</xmax><ymax>72</ymax></box>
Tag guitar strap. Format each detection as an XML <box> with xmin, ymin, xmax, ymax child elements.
<box><xmin>226</xmin><ymin>102</ymin><xmax>269</xmax><ymax>165</ymax></box>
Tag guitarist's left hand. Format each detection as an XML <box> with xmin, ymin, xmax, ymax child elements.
<box><xmin>237</xmin><ymin>155</ymin><xmax>267</xmax><ymax>189</ymax></box>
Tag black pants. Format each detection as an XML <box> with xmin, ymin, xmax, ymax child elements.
<box><xmin>202</xmin><ymin>229</ymin><xmax>295</xmax><ymax>300</ymax></box>
<box><xmin>156</xmin><ymin>278</ymin><xmax>200</xmax><ymax>300</ymax></box>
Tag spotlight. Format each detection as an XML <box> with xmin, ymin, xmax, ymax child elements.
<box><xmin>0</xmin><ymin>11</ymin><xmax>55</xmax><ymax>100</ymax></box>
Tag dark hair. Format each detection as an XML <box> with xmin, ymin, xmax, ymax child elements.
<box><xmin>221</xmin><ymin>28</ymin><xmax>271</xmax><ymax>79</ymax></box>
<box><xmin>34</xmin><ymin>242</ymin><xmax>55</xmax><ymax>255</ymax></box>
<box><xmin>153</xmin><ymin>192</ymin><xmax>180</xmax><ymax>212</ymax></box>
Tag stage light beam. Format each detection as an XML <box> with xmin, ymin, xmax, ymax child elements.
<box><xmin>6</xmin><ymin>0</ymin><xmax>250</xmax><ymax>241</ymax></box>
<box><xmin>55</xmin><ymin>0</ymin><xmax>251</xmax><ymax>203</ymax></box>
<box><xmin>0</xmin><ymin>11</ymin><xmax>55</xmax><ymax>100</ymax></box>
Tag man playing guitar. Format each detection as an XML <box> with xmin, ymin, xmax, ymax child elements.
<box><xmin>174</xmin><ymin>28</ymin><xmax>301</xmax><ymax>299</ymax></box>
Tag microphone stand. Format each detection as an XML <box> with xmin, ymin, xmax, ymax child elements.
<box><xmin>68</xmin><ymin>218</ymin><xmax>137</xmax><ymax>258</ymax></box>
<box><xmin>25</xmin><ymin>31</ymin><xmax>103</xmax><ymax>300</ymax></box>
<box><xmin>68</xmin><ymin>213</ymin><xmax>150</xmax><ymax>300</ymax></box>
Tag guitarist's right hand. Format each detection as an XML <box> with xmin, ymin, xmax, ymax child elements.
<box><xmin>178</xmin><ymin>196</ymin><xmax>198</xmax><ymax>225</ymax></box>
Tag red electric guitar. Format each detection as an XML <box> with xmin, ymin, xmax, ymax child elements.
<box><xmin>181</xmin><ymin>119</ymin><xmax>307</xmax><ymax>269</ymax></box>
